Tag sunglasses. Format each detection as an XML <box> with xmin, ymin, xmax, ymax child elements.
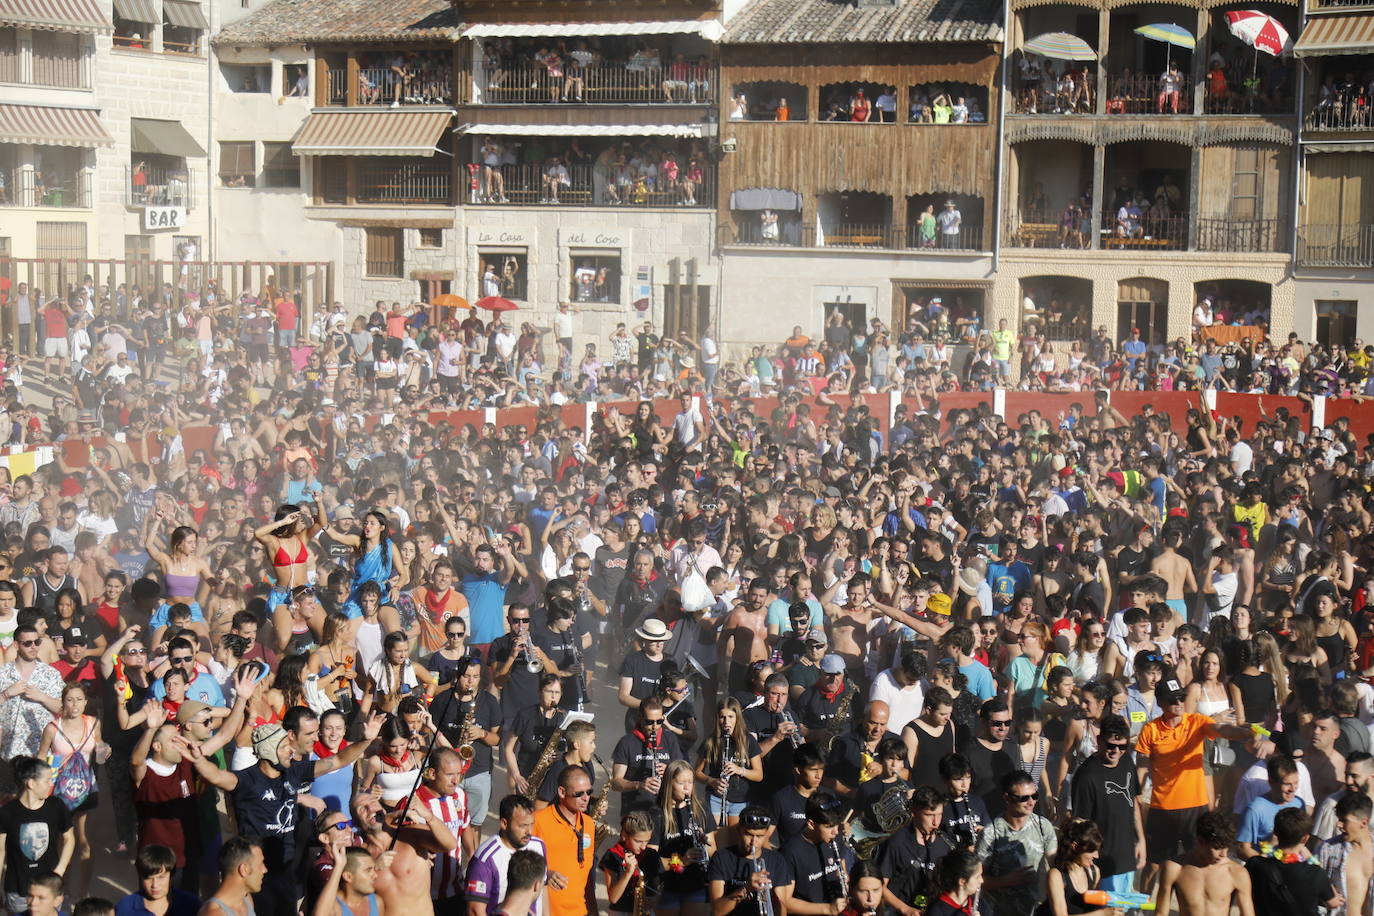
<box><xmin>171</xmin><ymin>655</ymin><xmax>193</xmax><ymax>663</ymax></box>
<box><xmin>741</xmin><ymin>813</ymin><xmax>772</xmax><ymax>830</ymax></box>
<box><xmin>328</xmin><ymin>819</ymin><xmax>353</xmax><ymax>831</ymax></box>
<box><xmin>17</xmin><ymin>639</ymin><xmax>39</xmax><ymax>647</ymax></box>
<box><xmin>124</xmin><ymin>647</ymin><xmax>147</xmax><ymax>655</ymax></box>
<box><xmin>1104</xmin><ymin>743</ymin><xmax>1129</xmax><ymax>753</ymax></box>
<box><xmin>568</xmin><ymin>789</ymin><xmax>594</xmax><ymax>798</ymax></box>
<box><xmin>644</xmin><ymin>718</ymin><xmax>665</xmax><ymax>726</ymax></box>
<box><xmin>447</xmin><ymin>631</ymin><xmax>466</xmax><ymax>638</ymax></box>
<box><xmin>989</xmin><ymin>719</ymin><xmax>1012</xmax><ymax>728</ymax></box>
<box><xmin>1007</xmin><ymin>792</ymin><xmax>1039</xmax><ymax>802</ymax></box>
<box><xmin>510</xmin><ymin>617</ymin><xmax>530</xmax><ymax>624</ymax></box>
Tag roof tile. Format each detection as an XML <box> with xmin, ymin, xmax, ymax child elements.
<box><xmin>723</xmin><ymin>0</ymin><xmax>1003</xmax><ymax>44</ymax></box>
<box><xmin>213</xmin><ymin>0</ymin><xmax>461</xmax><ymax>46</ymax></box>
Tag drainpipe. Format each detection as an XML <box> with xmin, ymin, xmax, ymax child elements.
<box><xmin>992</xmin><ymin>6</ymin><xmax>1010</xmax><ymax>274</ymax></box>
<box><xmin>205</xmin><ymin>27</ymin><xmax>215</xmax><ymax>262</ymax></box>
<box><xmin>1290</xmin><ymin>2</ymin><xmax>1307</xmax><ymax>283</ymax></box>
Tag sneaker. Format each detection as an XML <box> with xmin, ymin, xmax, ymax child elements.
<box><xmin>390</xmin><ymin>100</ymin><xmax>399</xmax><ymax>108</ymax></box>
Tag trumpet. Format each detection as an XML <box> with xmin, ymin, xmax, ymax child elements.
<box><xmin>778</xmin><ymin>708</ymin><xmax>802</xmax><ymax>749</ymax></box>
<box><xmin>517</xmin><ymin>635</ymin><xmax>542</xmax><ymax>674</ymax></box>
<box><xmin>752</xmin><ymin>856</ymin><xmax>775</xmax><ymax>916</ymax></box>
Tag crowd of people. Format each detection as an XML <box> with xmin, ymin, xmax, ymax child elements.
<box><xmin>471</xmin><ymin>137</ymin><xmax>710</xmax><ymax>207</ymax></box>
<box><xmin>0</xmin><ymin>279</ymin><xmax>1373</xmax><ymax>916</ymax></box>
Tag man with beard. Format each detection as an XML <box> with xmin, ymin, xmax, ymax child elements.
<box><xmin>353</xmin><ymin>790</ymin><xmax>458</xmax><ymax>916</ymax></box>
<box><xmin>465</xmin><ymin>795</ymin><xmax>548</xmax><ymax>916</ymax></box>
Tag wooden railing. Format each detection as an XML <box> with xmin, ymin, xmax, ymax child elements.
<box><xmin>1105</xmin><ymin>74</ymin><xmax>1194</xmax><ymax>114</ymax></box>
<box><xmin>477</xmin><ymin>64</ymin><xmax>715</xmax><ymax>105</ymax></box>
<box><xmin>357</xmin><ymin>161</ymin><xmax>451</xmax><ymax>204</ymax></box>
<box><xmin>1298</xmin><ymin>224</ymin><xmax>1374</xmax><ymax>267</ymax></box>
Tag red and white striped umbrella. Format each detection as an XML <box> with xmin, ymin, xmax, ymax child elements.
<box><xmin>1224</xmin><ymin>10</ymin><xmax>1291</xmax><ymax>57</ymax></box>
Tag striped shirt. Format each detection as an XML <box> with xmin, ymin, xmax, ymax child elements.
<box><xmin>465</xmin><ymin>833</ymin><xmax>547</xmax><ymax>916</ymax></box>
<box><xmin>418</xmin><ymin>786</ymin><xmax>471</xmax><ymax>901</ymax></box>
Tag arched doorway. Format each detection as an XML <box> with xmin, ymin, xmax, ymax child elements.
<box><xmin>1118</xmin><ymin>277</ymin><xmax>1169</xmax><ymax>345</ymax></box>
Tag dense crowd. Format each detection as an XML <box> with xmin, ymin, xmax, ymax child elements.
<box><xmin>0</xmin><ymin>280</ymin><xmax>1370</xmax><ymax>916</ymax></box>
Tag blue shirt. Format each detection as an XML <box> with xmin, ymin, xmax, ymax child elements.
<box><xmin>1238</xmin><ymin>794</ymin><xmax>1303</xmax><ymax>845</ymax></box>
<box><xmin>959</xmin><ymin>659</ymin><xmax>997</xmax><ymax>701</ymax></box>
<box><xmin>462</xmin><ymin>570</ymin><xmax>509</xmax><ymax>644</ymax></box>
<box><xmin>150</xmin><ymin>669</ymin><xmax>225</xmax><ymax>705</ymax></box>
<box><xmin>116</xmin><ymin>890</ymin><xmax>200</xmax><ymax>916</ymax></box>
<box><xmin>766</xmin><ymin>596</ymin><xmax>823</xmax><ymax>633</ymax></box>
<box><xmin>986</xmin><ymin>560</ymin><xmax>1033</xmax><ymax>613</ymax></box>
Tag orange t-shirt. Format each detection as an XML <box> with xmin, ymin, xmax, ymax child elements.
<box><xmin>533</xmin><ymin>804</ymin><xmax>594</xmax><ymax>916</ymax></box>
<box><xmin>1135</xmin><ymin>712</ymin><xmax>1217</xmax><ymax>810</ymax></box>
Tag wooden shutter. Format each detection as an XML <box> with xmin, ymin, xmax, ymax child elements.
<box><xmin>31</xmin><ymin>31</ymin><xmax>81</xmax><ymax>88</ymax></box>
<box><xmin>365</xmin><ymin>228</ymin><xmax>402</xmax><ymax>277</ymax></box>
<box><xmin>262</xmin><ymin>142</ymin><xmax>299</xmax><ymax>188</ymax></box>
<box><xmin>218</xmin><ymin>141</ymin><xmax>255</xmax><ymax>180</ymax></box>
<box><xmin>0</xmin><ymin>28</ymin><xmax>18</xmax><ymax>84</ymax></box>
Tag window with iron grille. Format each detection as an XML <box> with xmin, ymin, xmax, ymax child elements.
<box><xmin>219</xmin><ymin>141</ymin><xmax>255</xmax><ymax>188</ymax></box>
<box><xmin>418</xmin><ymin>227</ymin><xmax>443</xmax><ymax>248</ymax></box>
<box><xmin>365</xmin><ymin>228</ymin><xmax>403</xmax><ymax>278</ymax></box>
<box><xmin>262</xmin><ymin>142</ymin><xmax>299</xmax><ymax>189</ymax></box>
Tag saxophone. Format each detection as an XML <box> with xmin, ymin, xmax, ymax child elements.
<box><xmin>630</xmin><ymin>850</ymin><xmax>651</xmax><ymax>916</ymax></box>
<box><xmin>522</xmin><ymin>717</ymin><xmax>565</xmax><ymax>801</ymax></box>
<box><xmin>824</xmin><ymin>685</ymin><xmax>855</xmax><ymax>754</ymax></box>
<box><xmin>456</xmin><ymin>694</ymin><xmax>478</xmax><ymax>762</ymax></box>
<box><xmin>591</xmin><ymin>753</ymin><xmax>614</xmax><ymax>847</ymax></box>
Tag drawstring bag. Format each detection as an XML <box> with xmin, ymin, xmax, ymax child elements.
<box><xmin>52</xmin><ymin>723</ymin><xmax>95</xmax><ymax>811</ymax></box>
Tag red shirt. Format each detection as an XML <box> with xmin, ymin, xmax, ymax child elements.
<box><xmin>44</xmin><ymin>305</ymin><xmax>67</xmax><ymax>337</ymax></box>
<box><xmin>133</xmin><ymin>758</ymin><xmax>199</xmax><ymax>866</ymax></box>
<box><xmin>274</xmin><ymin>298</ymin><xmax>298</xmax><ymax>331</ymax></box>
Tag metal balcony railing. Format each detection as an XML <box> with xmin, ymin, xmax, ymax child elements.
<box><xmin>1196</xmin><ymin>217</ymin><xmax>1285</xmax><ymax>253</ymax></box>
<box><xmin>1105</xmin><ymin>74</ymin><xmax>1194</xmax><ymax>114</ymax></box>
<box><xmin>3</xmin><ymin>170</ymin><xmax>90</xmax><ymax>208</ymax></box>
<box><xmin>477</xmin><ymin>64</ymin><xmax>716</xmax><ymax>105</ymax></box>
<box><xmin>1101</xmin><ymin>211</ymin><xmax>1188</xmax><ymax>250</ymax></box>
<box><xmin>467</xmin><ymin>161</ymin><xmax>714</xmax><ymax>207</ymax></box>
<box><xmin>357</xmin><ymin>161</ymin><xmax>451</xmax><ymax>204</ymax></box>
<box><xmin>355</xmin><ymin>65</ymin><xmax>453</xmax><ymax>106</ymax></box>
<box><xmin>127</xmin><ymin>166</ymin><xmax>195</xmax><ymax>209</ymax></box>
<box><xmin>1305</xmin><ymin>102</ymin><xmax>1373</xmax><ymax>131</ymax></box>
<box><xmin>1298</xmin><ymin>224</ymin><xmax>1374</xmax><ymax>267</ymax></box>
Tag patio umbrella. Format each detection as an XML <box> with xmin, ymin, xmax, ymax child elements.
<box><xmin>1134</xmin><ymin>23</ymin><xmax>1195</xmax><ymax>67</ymax></box>
<box><xmin>474</xmin><ymin>296</ymin><xmax>519</xmax><ymax>313</ymax></box>
<box><xmin>431</xmin><ymin>293</ymin><xmax>470</xmax><ymax>310</ymax></box>
<box><xmin>1022</xmin><ymin>32</ymin><xmax>1097</xmax><ymax>60</ymax></box>
<box><xmin>1224</xmin><ymin>10</ymin><xmax>1291</xmax><ymax>57</ymax></box>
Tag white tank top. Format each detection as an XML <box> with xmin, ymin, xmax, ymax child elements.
<box><xmin>1195</xmin><ymin>682</ymin><xmax>1230</xmax><ymax>717</ymax></box>
<box><xmin>356</xmin><ymin>619</ymin><xmax>383</xmax><ymax>673</ymax></box>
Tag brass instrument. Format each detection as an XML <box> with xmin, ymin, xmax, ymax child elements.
<box><xmin>822</xmin><ymin>685</ymin><xmax>856</xmax><ymax>754</ymax></box>
<box><xmin>851</xmin><ymin>784</ymin><xmax>914</xmax><ymax>860</ymax></box>
<box><xmin>591</xmin><ymin>754</ymin><xmax>614</xmax><ymax>847</ymax></box>
<box><xmin>779</xmin><ymin>708</ymin><xmax>802</xmax><ymax>749</ymax></box>
<box><xmin>456</xmin><ymin>694</ymin><xmax>478</xmax><ymax>762</ymax></box>
<box><xmin>522</xmin><ymin>717</ymin><xmax>565</xmax><ymax>801</ymax></box>
<box><xmin>630</xmin><ymin>850</ymin><xmax>651</xmax><ymax>916</ymax></box>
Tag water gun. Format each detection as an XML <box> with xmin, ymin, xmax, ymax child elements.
<box><xmin>1083</xmin><ymin>890</ymin><xmax>1156</xmax><ymax>911</ymax></box>
<box><xmin>113</xmin><ymin>656</ymin><xmax>132</xmax><ymax>702</ymax></box>
<box><xmin>1250</xmin><ymin>723</ymin><xmax>1273</xmax><ymax>739</ymax></box>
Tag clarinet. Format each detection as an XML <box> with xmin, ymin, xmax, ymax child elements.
<box><xmin>832</xmin><ymin>839</ymin><xmax>848</xmax><ymax>902</ymax></box>
<box><xmin>572</xmin><ymin>641</ymin><xmax>589</xmax><ymax>712</ymax></box>
<box><xmin>718</xmin><ymin>730</ymin><xmax>732</xmax><ymax>823</ymax></box>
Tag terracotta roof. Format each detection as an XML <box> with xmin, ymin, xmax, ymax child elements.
<box><xmin>723</xmin><ymin>0</ymin><xmax>1003</xmax><ymax>44</ymax></box>
<box><xmin>212</xmin><ymin>0</ymin><xmax>461</xmax><ymax>46</ymax></box>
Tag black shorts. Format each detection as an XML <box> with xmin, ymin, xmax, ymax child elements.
<box><xmin>248</xmin><ymin>343</ymin><xmax>269</xmax><ymax>363</ymax></box>
<box><xmin>439</xmin><ymin>373</ymin><xmax>461</xmax><ymax>393</ymax></box>
<box><xmin>1146</xmin><ymin>804</ymin><xmax>1205</xmax><ymax>863</ymax></box>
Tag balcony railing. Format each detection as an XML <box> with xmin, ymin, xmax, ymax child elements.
<box><xmin>1305</xmin><ymin>103</ymin><xmax>1373</xmax><ymax>131</ymax></box>
<box><xmin>477</xmin><ymin>64</ymin><xmax>715</xmax><ymax>105</ymax></box>
<box><xmin>467</xmin><ymin>162</ymin><xmax>713</xmax><ymax>207</ymax></box>
<box><xmin>1298</xmin><ymin>224</ymin><xmax>1374</xmax><ymax>267</ymax></box>
<box><xmin>1013</xmin><ymin>84</ymin><xmax>1095</xmax><ymax>115</ymax></box>
<box><xmin>1003</xmin><ymin>211</ymin><xmax>1086</xmax><ymax>249</ymax></box>
<box><xmin>1106</xmin><ymin>74</ymin><xmax>1194</xmax><ymax>114</ymax></box>
<box><xmin>328</xmin><ymin>69</ymin><xmax>346</xmax><ymax>105</ymax></box>
<box><xmin>722</xmin><ymin>221</ymin><xmax>984</xmax><ymax>251</ymax></box>
<box><xmin>1196</xmin><ymin>217</ymin><xmax>1285</xmax><ymax>253</ymax></box>
<box><xmin>356</xmin><ymin>65</ymin><xmax>453</xmax><ymax>106</ymax></box>
<box><xmin>357</xmin><ymin>161</ymin><xmax>451</xmax><ymax>204</ymax></box>
<box><xmin>4</xmin><ymin>170</ymin><xmax>90</xmax><ymax>208</ymax></box>
<box><xmin>1102</xmin><ymin>211</ymin><xmax>1188</xmax><ymax>250</ymax></box>
<box><xmin>1203</xmin><ymin>83</ymin><xmax>1294</xmax><ymax>115</ymax></box>
<box><xmin>1311</xmin><ymin>0</ymin><xmax>1374</xmax><ymax>9</ymax></box>
<box><xmin>126</xmin><ymin>166</ymin><xmax>195</xmax><ymax>209</ymax></box>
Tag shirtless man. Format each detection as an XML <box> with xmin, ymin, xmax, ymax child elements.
<box><xmin>1151</xmin><ymin>526</ymin><xmax>1198</xmax><ymax>622</ymax></box>
<box><xmin>1320</xmin><ymin>791</ymin><xmax>1373</xmax><ymax>916</ymax></box>
<box><xmin>355</xmin><ymin>792</ymin><xmax>458</xmax><ymax>916</ymax></box>
<box><xmin>718</xmin><ymin>578</ymin><xmax>770</xmax><ymax>694</ymax></box>
<box><xmin>1156</xmin><ymin>811</ymin><xmax>1254</xmax><ymax>916</ymax></box>
<box><xmin>826</xmin><ymin>576</ymin><xmax>879</xmax><ymax>678</ymax></box>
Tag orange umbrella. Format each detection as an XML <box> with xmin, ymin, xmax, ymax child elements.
<box><xmin>432</xmin><ymin>293</ymin><xmax>470</xmax><ymax>310</ymax></box>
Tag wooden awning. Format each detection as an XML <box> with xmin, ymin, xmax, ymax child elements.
<box><xmin>293</xmin><ymin>109</ymin><xmax>453</xmax><ymax>157</ymax></box>
<box><xmin>0</xmin><ymin>103</ymin><xmax>112</xmax><ymax>147</ymax></box>
<box><xmin>1294</xmin><ymin>13</ymin><xmax>1374</xmax><ymax>56</ymax></box>
<box><xmin>0</xmin><ymin>0</ymin><xmax>109</xmax><ymax>33</ymax></box>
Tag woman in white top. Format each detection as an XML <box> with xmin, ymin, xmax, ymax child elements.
<box><xmin>729</xmin><ymin>93</ymin><xmax>748</xmax><ymax>120</ymax></box>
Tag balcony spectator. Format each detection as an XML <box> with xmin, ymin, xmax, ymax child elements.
<box><xmin>662</xmin><ymin>54</ymin><xmax>689</xmax><ymax>102</ymax></box>
<box><xmin>730</xmin><ymin>93</ymin><xmax>747</xmax><ymax>120</ymax></box>
<box><xmin>132</xmin><ymin>162</ymin><xmax>149</xmax><ymax>204</ymax></box>
<box><xmin>1158</xmin><ymin>62</ymin><xmax>1183</xmax><ymax>114</ymax></box>
<box><xmin>482</xmin><ymin>42</ymin><xmax>505</xmax><ymax>91</ymax></box>
<box><xmin>1115</xmin><ymin>196</ymin><xmax>1143</xmax><ymax>239</ymax></box>
<box><xmin>387</xmin><ymin>52</ymin><xmax>410</xmax><ymax>108</ymax></box>
<box><xmin>776</xmin><ymin>97</ymin><xmax>790</xmax><ymax>121</ymax></box>
<box><xmin>482</xmin><ymin>263</ymin><xmax>500</xmax><ymax>299</ymax></box>
<box><xmin>760</xmin><ymin>209</ymin><xmax>779</xmax><ymax>243</ymax></box>
<box><xmin>850</xmin><ymin>89</ymin><xmax>871</xmax><ymax>122</ymax></box>
<box><xmin>541</xmin><ymin>49</ymin><xmax>563</xmax><ymax>103</ymax></box>
<box><xmin>875</xmin><ymin>87</ymin><xmax>897</xmax><ymax>123</ymax></box>
<box><xmin>626</xmin><ymin>44</ymin><xmax>650</xmax><ymax>89</ymax></box>
<box><xmin>689</xmin><ymin>56</ymin><xmax>711</xmax><ymax>102</ymax></box>
<box><xmin>289</xmin><ymin>70</ymin><xmax>309</xmax><ymax>98</ymax></box>
<box><xmin>938</xmin><ymin>201</ymin><xmax>962</xmax><ymax>249</ymax></box>
<box><xmin>951</xmin><ymin>97</ymin><xmax>969</xmax><ymax>123</ymax></box>
<box><xmin>480</xmin><ymin>138</ymin><xmax>506</xmax><ymax>203</ymax></box>
<box><xmin>1208</xmin><ymin>62</ymin><xmax>1229</xmax><ymax>111</ymax></box>
<box><xmin>931</xmin><ymin>93</ymin><xmax>952</xmax><ymax>123</ymax></box>
<box><xmin>563</xmin><ymin>55</ymin><xmax>585</xmax><ymax>102</ymax></box>
<box><xmin>1154</xmin><ymin>175</ymin><xmax>1181</xmax><ymax>212</ymax></box>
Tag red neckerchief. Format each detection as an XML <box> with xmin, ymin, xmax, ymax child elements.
<box><xmin>424</xmin><ymin>588</ymin><xmax>454</xmax><ymax>618</ymax></box>
<box><xmin>938</xmin><ymin>894</ymin><xmax>975</xmax><ymax>914</ymax></box>
<box><xmin>314</xmin><ymin>739</ymin><xmax>347</xmax><ymax>759</ymax></box>
<box><xmin>379</xmin><ymin>750</ymin><xmax>412</xmax><ymax>768</ymax></box>
<box><xmin>820</xmin><ymin>682</ymin><xmax>844</xmax><ymax>702</ymax></box>
<box><xmin>634</xmin><ymin>728</ymin><xmax>662</xmax><ymax>752</ymax></box>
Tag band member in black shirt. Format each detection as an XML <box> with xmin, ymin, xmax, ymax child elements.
<box><xmin>707</xmin><ymin>805</ymin><xmax>795</xmax><ymax>915</ymax></box>
<box><xmin>771</xmin><ymin>743</ymin><xmax>828</xmax><ymax>845</ymax></box>
<box><xmin>745</xmin><ymin>673</ymin><xmax>802</xmax><ymax>804</ymax></box>
<box><xmin>782</xmin><ymin>793</ymin><xmax>856</xmax><ymax>915</ymax></box>
<box><xmin>611</xmin><ymin>698</ymin><xmax>681</xmax><ymax>816</ymax></box>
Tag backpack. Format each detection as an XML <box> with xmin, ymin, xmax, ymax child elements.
<box><xmin>1245</xmin><ymin>855</ymin><xmax>1299</xmax><ymax>916</ymax></box>
<box><xmin>51</xmin><ymin>722</ymin><xmax>96</xmax><ymax>811</ymax></box>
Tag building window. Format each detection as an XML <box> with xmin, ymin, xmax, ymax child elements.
<box><xmin>366</xmin><ymin>228</ymin><xmax>403</xmax><ymax>278</ymax></box>
<box><xmin>262</xmin><ymin>142</ymin><xmax>299</xmax><ymax>188</ymax></box>
<box><xmin>418</xmin><ymin>228</ymin><xmax>443</xmax><ymax>248</ymax></box>
<box><xmin>219</xmin><ymin>141</ymin><xmax>255</xmax><ymax>188</ymax></box>
<box><xmin>1316</xmin><ymin>300</ymin><xmax>1356</xmax><ymax>349</ymax></box>
<box><xmin>222</xmin><ymin>63</ymin><xmax>270</xmax><ymax>92</ymax></box>
<box><xmin>283</xmin><ymin>64</ymin><xmax>309</xmax><ymax>98</ymax></box>
<box><xmin>112</xmin><ymin>17</ymin><xmax>151</xmax><ymax>49</ymax></box>
<box><xmin>477</xmin><ymin>250</ymin><xmax>526</xmax><ymax>300</ymax></box>
<box><xmin>31</xmin><ymin>31</ymin><xmax>82</xmax><ymax>88</ymax></box>
<box><xmin>0</xmin><ymin>28</ymin><xmax>18</xmax><ymax>83</ymax></box>
<box><xmin>162</xmin><ymin>1</ymin><xmax>207</xmax><ymax>55</ymax></box>
<box><xmin>570</xmin><ymin>253</ymin><xmax>620</xmax><ymax>303</ymax></box>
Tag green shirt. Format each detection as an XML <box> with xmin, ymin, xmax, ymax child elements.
<box><xmin>992</xmin><ymin>329</ymin><xmax>1015</xmax><ymax>361</ymax></box>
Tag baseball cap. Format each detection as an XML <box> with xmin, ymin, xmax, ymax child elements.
<box><xmin>927</xmin><ymin>593</ymin><xmax>953</xmax><ymax>616</ymax></box>
<box><xmin>176</xmin><ymin>699</ymin><xmax>211</xmax><ymax>725</ymax></box>
<box><xmin>1156</xmin><ymin>678</ymin><xmax>1186</xmax><ymax>706</ymax></box>
<box><xmin>333</xmin><ymin>505</ymin><xmax>355</xmax><ymax>521</ymax></box>
<box><xmin>820</xmin><ymin>654</ymin><xmax>846</xmax><ymax>675</ymax></box>
<box><xmin>60</xmin><ymin>625</ymin><xmax>88</xmax><ymax>646</ymax></box>
<box><xmin>804</xmin><ymin>630</ymin><xmax>828</xmax><ymax>647</ymax></box>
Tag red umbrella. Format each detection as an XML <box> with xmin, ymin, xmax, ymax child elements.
<box><xmin>475</xmin><ymin>296</ymin><xmax>519</xmax><ymax>313</ymax></box>
<box><xmin>1224</xmin><ymin>10</ymin><xmax>1291</xmax><ymax>57</ymax></box>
